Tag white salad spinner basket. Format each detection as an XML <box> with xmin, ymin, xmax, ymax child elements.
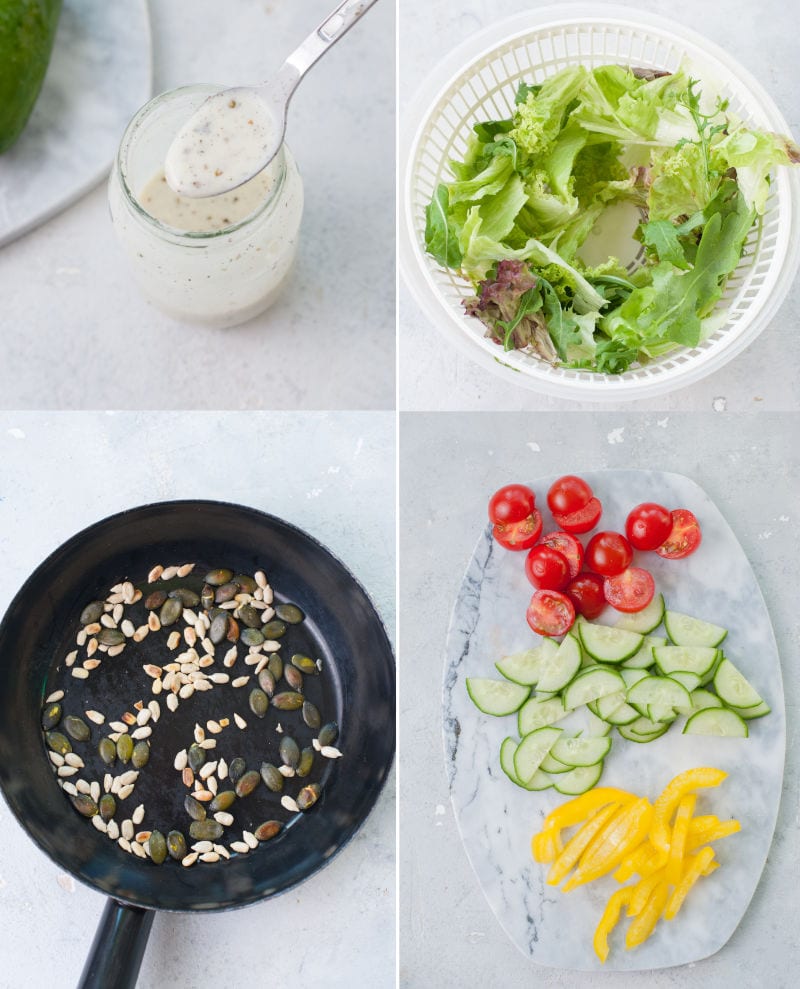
<box><xmin>400</xmin><ymin>4</ymin><xmax>800</xmax><ymax>401</ymax></box>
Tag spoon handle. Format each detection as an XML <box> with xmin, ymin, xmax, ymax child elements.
<box><xmin>269</xmin><ymin>0</ymin><xmax>380</xmax><ymax>107</ymax></box>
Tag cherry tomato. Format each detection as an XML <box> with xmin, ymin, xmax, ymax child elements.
<box><xmin>655</xmin><ymin>509</ymin><xmax>702</xmax><ymax>559</ymax></box>
<box><xmin>552</xmin><ymin>496</ymin><xmax>603</xmax><ymax>535</ymax></box>
<box><xmin>547</xmin><ymin>475</ymin><xmax>593</xmax><ymax>516</ymax></box>
<box><xmin>566</xmin><ymin>573</ymin><xmax>606</xmax><ymax>620</ymax></box>
<box><xmin>524</xmin><ymin>545</ymin><xmax>570</xmax><ymax>591</ymax></box>
<box><xmin>540</xmin><ymin>531</ymin><xmax>584</xmax><ymax>578</ymax></box>
<box><xmin>492</xmin><ymin>510</ymin><xmax>543</xmax><ymax>551</ymax></box>
<box><xmin>526</xmin><ymin>589</ymin><xmax>576</xmax><ymax>636</ymax></box>
<box><xmin>603</xmin><ymin>567</ymin><xmax>656</xmax><ymax>613</ymax></box>
<box><xmin>586</xmin><ymin>531</ymin><xmax>633</xmax><ymax>577</ymax></box>
<box><xmin>488</xmin><ymin>484</ymin><xmax>536</xmax><ymax>525</ymax></box>
<box><xmin>625</xmin><ymin>502</ymin><xmax>673</xmax><ymax>551</ymax></box>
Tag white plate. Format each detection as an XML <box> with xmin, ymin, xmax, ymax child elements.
<box><xmin>0</xmin><ymin>0</ymin><xmax>152</xmax><ymax>247</ymax></box>
<box><xmin>443</xmin><ymin>469</ymin><xmax>785</xmax><ymax>970</ymax></box>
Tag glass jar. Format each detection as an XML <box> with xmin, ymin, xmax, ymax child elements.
<box><xmin>108</xmin><ymin>84</ymin><xmax>304</xmax><ymax>328</ymax></box>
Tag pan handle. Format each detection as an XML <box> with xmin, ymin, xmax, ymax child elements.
<box><xmin>78</xmin><ymin>898</ymin><xmax>155</xmax><ymax>989</ymax></box>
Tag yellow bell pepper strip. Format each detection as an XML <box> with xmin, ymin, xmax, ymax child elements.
<box><xmin>626</xmin><ymin>880</ymin><xmax>669</xmax><ymax>949</ymax></box>
<box><xmin>685</xmin><ymin>818</ymin><xmax>741</xmax><ymax>852</ymax></box>
<box><xmin>593</xmin><ymin>887</ymin><xmax>633</xmax><ymax>964</ymax></box>
<box><xmin>563</xmin><ymin>798</ymin><xmax>654</xmax><ymax>891</ymax></box>
<box><xmin>532</xmin><ymin>828</ymin><xmax>560</xmax><ymax>863</ymax></box>
<box><xmin>546</xmin><ymin>802</ymin><xmax>621</xmax><ymax>886</ymax></box>
<box><xmin>664</xmin><ymin>846</ymin><xmax>716</xmax><ymax>920</ymax></box>
<box><xmin>541</xmin><ymin>787</ymin><xmax>636</xmax><ymax>836</ymax></box>
<box><xmin>614</xmin><ymin>842</ymin><xmax>655</xmax><ymax>883</ymax></box>
<box><xmin>667</xmin><ymin>793</ymin><xmax>697</xmax><ymax>885</ymax></box>
<box><xmin>627</xmin><ymin>868</ymin><xmax>667</xmax><ymax>917</ymax></box>
<box><xmin>702</xmin><ymin>857</ymin><xmax>719</xmax><ymax>877</ymax></box>
<box><xmin>687</xmin><ymin>814</ymin><xmax>720</xmax><ymax>834</ymax></box>
<box><xmin>650</xmin><ymin>768</ymin><xmax>727</xmax><ymax>853</ymax></box>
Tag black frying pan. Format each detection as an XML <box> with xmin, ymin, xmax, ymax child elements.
<box><xmin>0</xmin><ymin>500</ymin><xmax>395</xmax><ymax>987</ymax></box>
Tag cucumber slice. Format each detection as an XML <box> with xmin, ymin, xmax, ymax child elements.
<box><xmin>618</xmin><ymin>716</ymin><xmax>670</xmax><ymax>742</ymax></box>
<box><xmin>526</xmin><ymin>769</ymin><xmax>555</xmax><ymax>791</ymax></box>
<box><xmin>499</xmin><ymin>736</ymin><xmax>521</xmax><ymax>784</ymax></box>
<box><xmin>562</xmin><ymin>667</ymin><xmax>626</xmax><ymax>709</ymax></box>
<box><xmin>665</xmin><ymin>611</ymin><xmax>727</xmax><ymax>648</ymax></box>
<box><xmin>554</xmin><ymin>762</ymin><xmax>605</xmax><ymax>795</ymax></box>
<box><xmin>668</xmin><ymin>670</ymin><xmax>702</xmax><ymax>692</ymax></box>
<box><xmin>614</xmin><ymin>594</ymin><xmax>665</xmax><ymax>634</ymax></box>
<box><xmin>713</xmin><ymin>658</ymin><xmax>764</xmax><ymax>710</ymax></box>
<box><xmin>466</xmin><ymin>677</ymin><xmax>530</xmax><ymax>716</ymax></box>
<box><xmin>579</xmin><ymin>623</ymin><xmax>643</xmax><ymax>663</ymax></box>
<box><xmin>536</xmin><ymin>634</ymin><xmax>582</xmax><ymax>692</ymax></box>
<box><xmin>627</xmin><ymin>676</ymin><xmax>692</xmax><ymax>720</ymax></box>
<box><xmin>540</xmin><ymin>752</ymin><xmax>572</xmax><ymax>774</ymax></box>
<box><xmin>727</xmin><ymin>699</ymin><xmax>771</xmax><ymax>720</ymax></box>
<box><xmin>596</xmin><ymin>693</ymin><xmax>639</xmax><ymax>726</ymax></box>
<box><xmin>690</xmin><ymin>688</ymin><xmax>723</xmax><ymax>711</ymax></box>
<box><xmin>514</xmin><ymin>726</ymin><xmax>563</xmax><ymax>784</ymax></box>
<box><xmin>550</xmin><ymin>734</ymin><xmax>611</xmax><ymax>767</ymax></box>
<box><xmin>517</xmin><ymin>696</ymin><xmax>570</xmax><ymax>736</ymax></box>
<box><xmin>582</xmin><ymin>707</ymin><xmax>614</xmax><ymax>737</ymax></box>
<box><xmin>652</xmin><ymin>646</ymin><xmax>719</xmax><ymax>679</ymax></box>
<box><xmin>594</xmin><ymin>691</ymin><xmax>626</xmax><ymax>719</ymax></box>
<box><xmin>684</xmin><ymin>708</ymin><xmax>749</xmax><ymax>738</ymax></box>
<box><xmin>621</xmin><ymin>635</ymin><xmax>666</xmax><ymax>669</ymax></box>
<box><xmin>495</xmin><ymin>646</ymin><xmax>546</xmax><ymax>686</ymax></box>
<box><xmin>620</xmin><ymin>667</ymin><xmax>650</xmax><ymax>690</ymax></box>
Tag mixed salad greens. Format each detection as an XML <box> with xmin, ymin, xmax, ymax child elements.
<box><xmin>425</xmin><ymin>64</ymin><xmax>800</xmax><ymax>373</ymax></box>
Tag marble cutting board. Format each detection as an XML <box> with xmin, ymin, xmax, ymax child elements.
<box><xmin>443</xmin><ymin>469</ymin><xmax>785</xmax><ymax>971</ymax></box>
<box><xmin>0</xmin><ymin>0</ymin><xmax>152</xmax><ymax>247</ymax></box>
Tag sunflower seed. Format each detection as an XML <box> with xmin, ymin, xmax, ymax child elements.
<box><xmin>167</xmin><ymin>631</ymin><xmax>181</xmax><ymax>650</ymax></box>
<box><xmin>148</xmin><ymin>613</ymin><xmax>161</xmax><ymax>632</ymax></box>
<box><xmin>48</xmin><ymin>751</ymin><xmax>65</xmax><ymax>767</ymax></box>
<box><xmin>64</xmin><ymin>753</ymin><xmax>84</xmax><ymax>768</ymax></box>
<box><xmin>213</xmin><ymin>811</ymin><xmax>234</xmax><ymax>827</ymax></box>
<box><xmin>71</xmin><ymin>668</ymin><xmax>89</xmax><ymax>680</ymax></box>
<box><xmin>242</xmin><ymin>830</ymin><xmax>258</xmax><ymax>850</ymax></box>
<box><xmin>209</xmin><ymin>673</ymin><xmax>230</xmax><ymax>685</ymax></box>
<box><xmin>223</xmin><ymin>647</ymin><xmax>238</xmax><ymax>668</ymax></box>
<box><xmin>85</xmin><ymin>710</ymin><xmax>105</xmax><ymax>725</ymax></box>
<box><xmin>118</xmin><ymin>784</ymin><xmax>135</xmax><ymax>801</ymax></box>
<box><xmin>230</xmin><ymin>841</ymin><xmax>250</xmax><ymax>854</ymax></box>
<box><xmin>91</xmin><ymin>815</ymin><xmax>108</xmax><ymax>833</ymax></box>
<box><xmin>133</xmin><ymin>625</ymin><xmax>149</xmax><ymax>642</ymax></box>
<box><xmin>278</xmin><ymin>765</ymin><xmax>295</xmax><ymax>778</ymax></box>
<box><xmin>46</xmin><ymin>690</ymin><xmax>65</xmax><ymax>704</ymax></box>
<box><xmin>193</xmin><ymin>789</ymin><xmax>213</xmax><ymax>802</ymax></box>
<box><xmin>281</xmin><ymin>795</ymin><xmax>300</xmax><ymax>813</ymax></box>
<box><xmin>64</xmin><ymin>650</ymin><xmax>78</xmax><ymax>668</ymax></box>
<box><xmin>233</xmin><ymin>713</ymin><xmax>247</xmax><ymax>729</ymax></box>
<box><xmin>181</xmin><ymin>852</ymin><xmax>199</xmax><ymax>867</ymax></box>
<box><xmin>161</xmin><ymin>566</ymin><xmax>178</xmax><ymax>581</ymax></box>
<box><xmin>121</xmin><ymin>819</ymin><xmax>134</xmax><ymax>840</ymax></box>
<box><xmin>174</xmin><ymin>749</ymin><xmax>188</xmax><ymax>771</ymax></box>
<box><xmin>182</xmin><ymin>767</ymin><xmax>194</xmax><ymax>788</ymax></box>
<box><xmin>166</xmin><ymin>694</ymin><xmax>179</xmax><ymax>712</ymax></box>
<box><xmin>199</xmin><ymin>761</ymin><xmax>218</xmax><ymax>780</ymax></box>
<box><xmin>132</xmin><ymin>727</ymin><xmax>151</xmax><ymax>741</ymax></box>
<box><xmin>199</xmin><ymin>739</ymin><xmax>217</xmax><ymax>750</ymax></box>
<box><xmin>148</xmin><ymin>701</ymin><xmax>160</xmax><ymax>722</ymax></box>
<box><xmin>62</xmin><ymin>781</ymin><xmax>78</xmax><ymax>796</ymax></box>
<box><xmin>131</xmin><ymin>841</ymin><xmax>147</xmax><ymax>858</ymax></box>
<box><xmin>76</xmin><ymin>779</ymin><xmax>91</xmax><ymax>794</ymax></box>
<box><xmin>207</xmin><ymin>720</ymin><xmax>222</xmax><ymax>734</ymax></box>
<box><xmin>135</xmin><ymin>830</ymin><xmax>151</xmax><ymax>844</ymax></box>
<box><xmin>58</xmin><ymin>765</ymin><xmax>79</xmax><ymax>777</ymax></box>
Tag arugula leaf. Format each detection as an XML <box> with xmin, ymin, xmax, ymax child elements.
<box><xmin>538</xmin><ymin>278</ymin><xmax>583</xmax><ymax>361</ymax></box>
<box><xmin>641</xmin><ymin>219</ymin><xmax>690</xmax><ymax>268</ymax></box>
<box><xmin>424</xmin><ymin>185</ymin><xmax>463</xmax><ymax>268</ymax></box>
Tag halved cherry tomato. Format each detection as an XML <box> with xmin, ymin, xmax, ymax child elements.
<box><xmin>552</xmin><ymin>496</ymin><xmax>603</xmax><ymax>535</ymax></box>
<box><xmin>492</xmin><ymin>510</ymin><xmax>543</xmax><ymax>551</ymax></box>
<box><xmin>566</xmin><ymin>573</ymin><xmax>606</xmax><ymax>620</ymax></box>
<box><xmin>547</xmin><ymin>475</ymin><xmax>592</xmax><ymax>516</ymax></box>
<box><xmin>603</xmin><ymin>567</ymin><xmax>656</xmax><ymax>613</ymax></box>
<box><xmin>625</xmin><ymin>503</ymin><xmax>673</xmax><ymax>551</ymax></box>
<box><xmin>488</xmin><ymin>484</ymin><xmax>536</xmax><ymax>525</ymax></box>
<box><xmin>586</xmin><ymin>531</ymin><xmax>633</xmax><ymax>577</ymax></box>
<box><xmin>541</xmin><ymin>531</ymin><xmax>584</xmax><ymax>578</ymax></box>
<box><xmin>655</xmin><ymin>509</ymin><xmax>702</xmax><ymax>559</ymax></box>
<box><xmin>526</xmin><ymin>589</ymin><xmax>576</xmax><ymax>636</ymax></box>
<box><xmin>525</xmin><ymin>545</ymin><xmax>570</xmax><ymax>591</ymax></box>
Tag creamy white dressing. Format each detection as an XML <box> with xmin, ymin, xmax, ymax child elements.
<box><xmin>164</xmin><ymin>87</ymin><xmax>277</xmax><ymax>198</ymax></box>
<box><xmin>139</xmin><ymin>167</ymin><xmax>275</xmax><ymax>233</ymax></box>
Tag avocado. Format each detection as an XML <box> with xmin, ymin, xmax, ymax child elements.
<box><xmin>0</xmin><ymin>0</ymin><xmax>62</xmax><ymax>153</ymax></box>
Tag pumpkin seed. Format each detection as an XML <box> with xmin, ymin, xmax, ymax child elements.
<box><xmin>302</xmin><ymin>701</ymin><xmax>321</xmax><ymax>730</ymax></box>
<box><xmin>254</xmin><ymin>820</ymin><xmax>282</xmax><ymax>842</ymax></box>
<box><xmin>237</xmin><ymin>605</ymin><xmax>260</xmax><ymax>629</ymax></box>
<box><xmin>72</xmin><ymin>794</ymin><xmax>98</xmax><ymax>818</ymax></box>
<box><xmin>132</xmin><ymin>741</ymin><xmax>150</xmax><ymax>769</ymax></box>
<box><xmin>240</xmin><ymin>628</ymin><xmax>264</xmax><ymax>647</ymax></box>
<box><xmin>189</xmin><ymin>820</ymin><xmax>223</xmax><ymax>841</ymax></box>
<box><xmin>228</xmin><ymin>757</ymin><xmax>246</xmax><ymax>783</ymax></box>
<box><xmin>272</xmin><ymin>691</ymin><xmax>304</xmax><ymax>711</ymax></box>
<box><xmin>168</xmin><ymin>587</ymin><xmax>200</xmax><ymax>607</ymax></box>
<box><xmin>275</xmin><ymin>603</ymin><xmax>304</xmax><ymax>624</ymax></box>
<box><xmin>97</xmin><ymin>628</ymin><xmax>125</xmax><ymax>647</ymax></box>
<box><xmin>260</xmin><ymin>763</ymin><xmax>284</xmax><ymax>792</ymax></box>
<box><xmin>284</xmin><ymin>666</ymin><xmax>304</xmax><ymax>692</ymax></box>
<box><xmin>159</xmin><ymin>597</ymin><xmax>183</xmax><ymax>627</ymax></box>
<box><xmin>318</xmin><ymin>722</ymin><xmax>340</xmax><ymax>747</ymax></box>
<box><xmin>226</xmin><ymin>617</ymin><xmax>240</xmax><ymax>642</ymax></box>
<box><xmin>167</xmin><ymin>831</ymin><xmax>187</xmax><ymax>860</ymax></box>
<box><xmin>98</xmin><ymin>738</ymin><xmax>117</xmax><ymax>765</ymax></box>
<box><xmin>261</xmin><ymin>620</ymin><xmax>287</xmax><ymax>639</ymax></box>
<box><xmin>41</xmin><ymin>703</ymin><xmax>62</xmax><ymax>731</ymax></box>
<box><xmin>297</xmin><ymin>747</ymin><xmax>315</xmax><ymax>778</ymax></box>
<box><xmin>209</xmin><ymin>612</ymin><xmax>229</xmax><ymax>645</ymax></box>
<box><xmin>209</xmin><ymin>790</ymin><xmax>236</xmax><ymax>813</ymax></box>
<box><xmin>63</xmin><ymin>716</ymin><xmax>91</xmax><ymax>742</ymax></box>
<box><xmin>297</xmin><ymin>783</ymin><xmax>321</xmax><ymax>811</ymax></box>
<box><xmin>188</xmin><ymin>743</ymin><xmax>206</xmax><ymax>772</ymax></box>
<box><xmin>279</xmin><ymin>736</ymin><xmax>300</xmax><ymax>769</ymax></box>
<box><xmin>184</xmin><ymin>794</ymin><xmax>207</xmax><ymax>821</ymax></box>
<box><xmin>204</xmin><ymin>569</ymin><xmax>233</xmax><ymax>587</ymax></box>
<box><xmin>291</xmin><ymin>654</ymin><xmax>318</xmax><ymax>676</ymax></box>
<box><xmin>80</xmin><ymin>601</ymin><xmax>105</xmax><ymax>625</ymax></box>
<box><xmin>257</xmin><ymin>668</ymin><xmax>276</xmax><ymax>697</ymax></box>
<box><xmin>214</xmin><ymin>582</ymin><xmax>239</xmax><ymax>604</ymax></box>
<box><xmin>46</xmin><ymin>731</ymin><xmax>71</xmax><ymax>755</ymax></box>
<box><xmin>116</xmin><ymin>734</ymin><xmax>134</xmax><ymax>764</ymax></box>
<box><xmin>267</xmin><ymin>655</ymin><xmax>283</xmax><ymax>681</ymax></box>
<box><xmin>149</xmin><ymin>830</ymin><xmax>167</xmax><ymax>865</ymax></box>
<box><xmin>249</xmin><ymin>688</ymin><xmax>269</xmax><ymax>719</ymax></box>
<box><xmin>233</xmin><ymin>574</ymin><xmax>257</xmax><ymax>594</ymax></box>
<box><xmin>234</xmin><ymin>770</ymin><xmax>260</xmax><ymax>798</ymax></box>
<box><xmin>143</xmin><ymin>589</ymin><xmax>166</xmax><ymax>611</ymax></box>
<box><xmin>99</xmin><ymin>794</ymin><xmax>116</xmax><ymax>822</ymax></box>
<box><xmin>201</xmin><ymin>584</ymin><xmax>215</xmax><ymax>610</ymax></box>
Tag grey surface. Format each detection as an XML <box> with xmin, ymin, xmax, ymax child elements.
<box><xmin>0</xmin><ymin>410</ymin><xmax>395</xmax><ymax>989</ymax></box>
<box><xmin>399</xmin><ymin>411</ymin><xmax>799</xmax><ymax>987</ymax></box>
<box><xmin>0</xmin><ymin>0</ymin><xmax>395</xmax><ymax>411</ymax></box>
<box><xmin>399</xmin><ymin>0</ymin><xmax>800</xmax><ymax>411</ymax></box>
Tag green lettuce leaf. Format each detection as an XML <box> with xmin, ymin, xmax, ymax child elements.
<box><xmin>510</xmin><ymin>65</ymin><xmax>589</xmax><ymax>157</ymax></box>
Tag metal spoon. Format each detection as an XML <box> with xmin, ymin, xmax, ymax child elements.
<box><xmin>165</xmin><ymin>0</ymin><xmax>379</xmax><ymax>198</ymax></box>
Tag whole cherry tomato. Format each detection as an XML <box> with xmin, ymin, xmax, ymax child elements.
<box><xmin>547</xmin><ymin>475</ymin><xmax>592</xmax><ymax>516</ymax></box>
<box><xmin>566</xmin><ymin>573</ymin><xmax>606</xmax><ymax>620</ymax></box>
<box><xmin>625</xmin><ymin>502</ymin><xmax>673</xmax><ymax>551</ymax></box>
<box><xmin>488</xmin><ymin>484</ymin><xmax>536</xmax><ymax>525</ymax></box>
<box><xmin>586</xmin><ymin>531</ymin><xmax>633</xmax><ymax>577</ymax></box>
<box><xmin>525</xmin><ymin>545</ymin><xmax>570</xmax><ymax>591</ymax></box>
